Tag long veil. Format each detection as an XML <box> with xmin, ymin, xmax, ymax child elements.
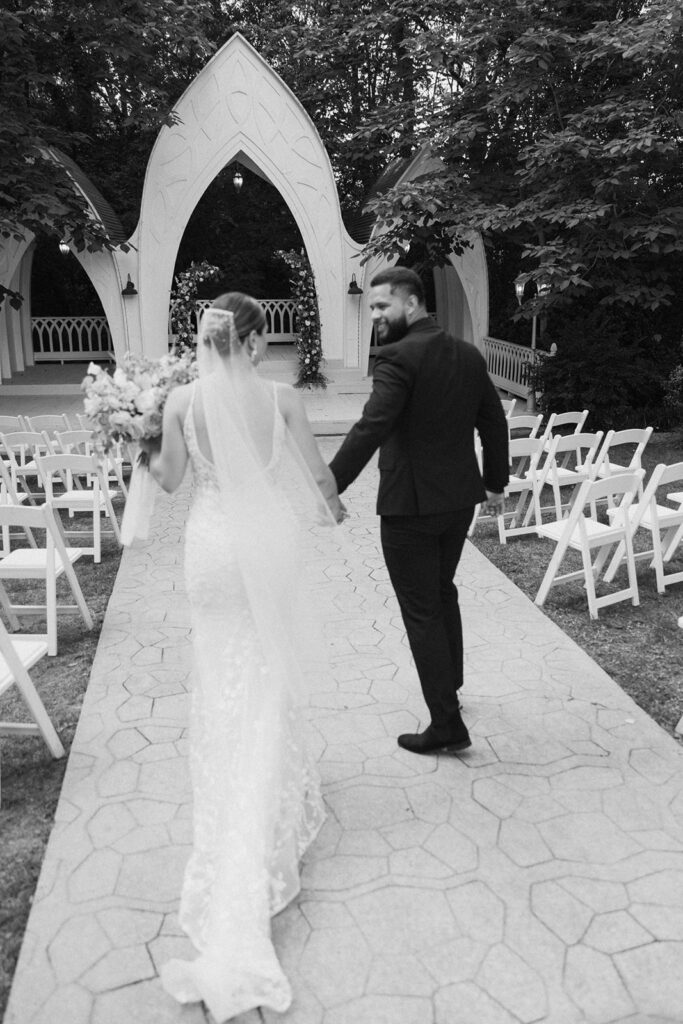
<box><xmin>196</xmin><ymin>306</ymin><xmax>339</xmax><ymax>703</ymax></box>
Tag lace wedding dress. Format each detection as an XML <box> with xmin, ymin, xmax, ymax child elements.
<box><xmin>160</xmin><ymin>378</ymin><xmax>326</xmax><ymax>1020</ymax></box>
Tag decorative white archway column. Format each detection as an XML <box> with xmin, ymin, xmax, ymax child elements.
<box><xmin>130</xmin><ymin>33</ymin><xmax>362</xmax><ymax>367</ymax></box>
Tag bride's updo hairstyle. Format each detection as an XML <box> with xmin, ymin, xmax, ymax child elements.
<box><xmin>208</xmin><ymin>292</ymin><xmax>266</xmax><ymax>354</ymax></box>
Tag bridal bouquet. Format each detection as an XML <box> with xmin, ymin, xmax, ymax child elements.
<box><xmin>82</xmin><ymin>353</ymin><xmax>197</xmax><ymax>544</ymax></box>
<box><xmin>82</xmin><ymin>352</ymin><xmax>197</xmax><ymax>452</ymax></box>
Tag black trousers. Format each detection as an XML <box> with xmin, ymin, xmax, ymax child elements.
<box><xmin>380</xmin><ymin>507</ymin><xmax>474</xmax><ymax>738</ymax></box>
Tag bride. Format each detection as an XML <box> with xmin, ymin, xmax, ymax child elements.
<box><xmin>141</xmin><ymin>292</ymin><xmax>344</xmax><ymax>1020</ymax></box>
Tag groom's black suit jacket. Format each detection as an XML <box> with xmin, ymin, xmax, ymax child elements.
<box><xmin>329</xmin><ymin>318</ymin><xmax>509</xmax><ymax>515</ymax></box>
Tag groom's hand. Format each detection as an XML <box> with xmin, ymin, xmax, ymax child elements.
<box><xmin>484</xmin><ymin>491</ymin><xmax>505</xmax><ymax>516</ymax></box>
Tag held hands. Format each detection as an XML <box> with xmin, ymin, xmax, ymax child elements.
<box><xmin>484</xmin><ymin>490</ymin><xmax>505</xmax><ymax>516</ymax></box>
<box><xmin>329</xmin><ymin>495</ymin><xmax>349</xmax><ymax>524</ymax></box>
<box><xmin>137</xmin><ymin>435</ymin><xmax>161</xmax><ymax>469</ymax></box>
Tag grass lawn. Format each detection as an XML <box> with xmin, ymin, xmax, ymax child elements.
<box><xmin>0</xmin><ymin>504</ymin><xmax>124</xmax><ymax>1019</ymax></box>
<box><xmin>468</xmin><ymin>427</ymin><xmax>683</xmax><ymax>739</ymax></box>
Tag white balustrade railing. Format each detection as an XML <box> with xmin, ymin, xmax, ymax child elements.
<box><xmin>30</xmin><ymin>299</ymin><xmax>298</xmax><ymax>363</ymax></box>
<box><xmin>194</xmin><ymin>298</ymin><xmax>297</xmax><ymax>341</ymax></box>
<box><xmin>32</xmin><ymin>316</ymin><xmax>113</xmax><ymax>362</ymax></box>
<box><xmin>483</xmin><ymin>335</ymin><xmax>540</xmax><ymax>398</ymax></box>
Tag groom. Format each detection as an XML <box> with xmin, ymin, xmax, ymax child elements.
<box><xmin>329</xmin><ymin>267</ymin><xmax>509</xmax><ymax>754</ymax></box>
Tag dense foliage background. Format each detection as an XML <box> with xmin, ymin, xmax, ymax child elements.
<box><xmin>2</xmin><ymin>0</ymin><xmax>682</xmax><ymax>423</ymax></box>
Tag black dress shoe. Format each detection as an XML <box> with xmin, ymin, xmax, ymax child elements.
<box><xmin>397</xmin><ymin>725</ymin><xmax>471</xmax><ymax>755</ymax></box>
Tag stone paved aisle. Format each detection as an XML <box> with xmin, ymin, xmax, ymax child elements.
<box><xmin>4</xmin><ymin>440</ymin><xmax>683</xmax><ymax>1024</ymax></box>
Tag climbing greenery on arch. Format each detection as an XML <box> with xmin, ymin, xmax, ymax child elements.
<box><xmin>169</xmin><ymin>260</ymin><xmax>220</xmax><ymax>354</ymax></box>
<box><xmin>278</xmin><ymin>249</ymin><xmax>328</xmax><ymax>389</ymax></box>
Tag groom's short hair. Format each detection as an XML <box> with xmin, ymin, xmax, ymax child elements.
<box><xmin>371</xmin><ymin>267</ymin><xmax>425</xmax><ymax>306</ymax></box>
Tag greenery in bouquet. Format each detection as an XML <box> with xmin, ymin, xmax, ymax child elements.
<box><xmin>170</xmin><ymin>261</ymin><xmax>221</xmax><ymax>353</ymax></box>
<box><xmin>278</xmin><ymin>249</ymin><xmax>328</xmax><ymax>389</ymax></box>
<box><xmin>82</xmin><ymin>352</ymin><xmax>197</xmax><ymax>453</ymax></box>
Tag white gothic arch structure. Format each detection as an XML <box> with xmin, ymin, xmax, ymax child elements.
<box><xmin>131</xmin><ymin>32</ymin><xmax>363</xmax><ymax>365</ymax></box>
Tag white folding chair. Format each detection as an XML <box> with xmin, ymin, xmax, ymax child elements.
<box><xmin>507</xmin><ymin>413</ymin><xmax>544</xmax><ymax>439</ymax></box>
<box><xmin>24</xmin><ymin>414</ymin><xmax>71</xmax><ymax>436</ymax></box>
<box><xmin>535</xmin><ymin>472</ymin><xmax>643</xmax><ymax>619</ymax></box>
<box><xmin>591</xmin><ymin>427</ymin><xmax>653</xmax><ymax>487</ymax></box>
<box><xmin>541</xmin><ymin>409</ymin><xmax>589</xmax><ymax>446</ymax></box>
<box><xmin>0</xmin><ymin>458</ymin><xmax>35</xmax><ymax>556</ymax></box>
<box><xmin>497</xmin><ymin>436</ymin><xmax>546</xmax><ymax>543</ymax></box>
<box><xmin>534</xmin><ymin>431</ymin><xmax>604</xmax><ymax>521</ymax></box>
<box><xmin>35</xmin><ymin>452</ymin><xmax>121</xmax><ymax>563</ymax></box>
<box><xmin>0</xmin><ymin>617</ymin><xmax>64</xmax><ymax>770</ymax></box>
<box><xmin>52</xmin><ymin>429</ymin><xmax>94</xmax><ymax>456</ymax></box>
<box><xmin>501</xmin><ymin>398</ymin><xmax>518</xmax><ymax>417</ymax></box>
<box><xmin>0</xmin><ymin>502</ymin><xmax>93</xmax><ymax>655</ymax></box>
<box><xmin>604</xmin><ymin>462</ymin><xmax>683</xmax><ymax>594</ymax></box>
<box><xmin>0</xmin><ymin>430</ymin><xmax>49</xmax><ymax>504</ymax></box>
<box><xmin>0</xmin><ymin>415</ymin><xmax>27</xmax><ymax>433</ymax></box>
<box><xmin>54</xmin><ymin>430</ymin><xmax>129</xmax><ymax>500</ymax></box>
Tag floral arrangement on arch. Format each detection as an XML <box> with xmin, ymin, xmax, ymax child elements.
<box><xmin>278</xmin><ymin>249</ymin><xmax>328</xmax><ymax>389</ymax></box>
<box><xmin>169</xmin><ymin>260</ymin><xmax>221</xmax><ymax>353</ymax></box>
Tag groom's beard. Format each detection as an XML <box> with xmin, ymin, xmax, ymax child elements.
<box><xmin>376</xmin><ymin>313</ymin><xmax>409</xmax><ymax>345</ymax></box>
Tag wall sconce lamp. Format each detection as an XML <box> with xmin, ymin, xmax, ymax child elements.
<box><xmin>232</xmin><ymin>165</ymin><xmax>243</xmax><ymax>193</ymax></box>
<box><xmin>58</xmin><ymin>239</ymin><xmax>70</xmax><ymax>256</ymax></box>
<box><xmin>347</xmin><ymin>274</ymin><xmax>363</xmax><ymax>295</ymax></box>
<box><xmin>121</xmin><ymin>274</ymin><xmax>138</xmax><ymax>297</ymax></box>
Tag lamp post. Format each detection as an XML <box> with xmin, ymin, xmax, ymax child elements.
<box><xmin>58</xmin><ymin>239</ymin><xmax>70</xmax><ymax>256</ymax></box>
<box><xmin>515</xmin><ymin>276</ymin><xmax>550</xmax><ymax>412</ymax></box>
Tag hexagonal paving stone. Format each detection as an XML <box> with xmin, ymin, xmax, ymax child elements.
<box><xmin>68</xmin><ymin>850</ymin><xmax>122</xmax><ymax>904</ymax></box>
<box><xmin>81</xmin><ymin>944</ymin><xmax>156</xmax><ymax>992</ymax></box>
<box><xmin>435</xmin><ymin>981</ymin><xmax>517</xmax><ymax>1024</ymax></box>
<box><xmin>537</xmin><ymin>811</ymin><xmax>643</xmax><ymax>863</ymax></box>
<box><xmin>446</xmin><ymin>881</ymin><xmax>506</xmax><ymax>945</ymax></box>
<box><xmin>30</xmin><ymin>984</ymin><xmax>93</xmax><ymax>1024</ymax></box>
<box><xmin>617</xmin><ymin>941</ymin><xmax>683</xmax><ymax>1020</ymax></box>
<box><xmin>423</xmin><ymin>822</ymin><xmax>478</xmax><ymax>874</ymax></box>
<box><xmin>97</xmin><ymin>907</ymin><xmax>163</xmax><ymax>948</ymax></box>
<box><xmin>107</xmin><ymin>728</ymin><xmax>149</xmax><ymax>760</ymax></box>
<box><xmin>564</xmin><ymin>945</ymin><xmax>635</xmax><ymax>1021</ymax></box>
<box><xmin>627</xmin><ymin>868</ymin><xmax>683</xmax><ymax>908</ymax></box>
<box><xmin>583</xmin><ymin>909</ymin><xmax>653</xmax><ymax>954</ymax></box>
<box><xmin>47</xmin><ymin>914</ymin><xmax>111</xmax><ymax>984</ymax></box>
<box><xmin>325</xmin><ymin>785</ymin><xmax>412</xmax><ymax>830</ymax></box>
<box><xmin>87</xmin><ymin>802</ymin><xmax>137</xmax><ymax>849</ymax></box>
<box><xmin>348</xmin><ymin>886</ymin><xmax>457</xmax><ymax>955</ymax></box>
<box><xmin>419</xmin><ymin>935</ymin><xmax>487</xmax><ymax>986</ymax></box>
<box><xmin>116</xmin><ymin>844</ymin><xmax>189</xmax><ymax>902</ymax></box>
<box><xmin>476</xmin><ymin>943</ymin><xmax>548</xmax><ymax>1023</ymax></box>
<box><xmin>530</xmin><ymin>879</ymin><xmax>593</xmax><ymax>944</ymax></box>
<box><xmin>558</xmin><ymin>875</ymin><xmax>628</xmax><ymax>913</ymax></box>
<box><xmin>299</xmin><ymin>925</ymin><xmax>371</xmax><ymax>1007</ymax></box>
<box><xmin>498</xmin><ymin>818</ymin><xmax>553</xmax><ymax>867</ymax></box>
<box><xmin>138</xmin><ymin>755</ymin><xmax>191</xmax><ymax>800</ymax></box>
<box><xmin>302</xmin><ymin>854</ymin><xmax>388</xmax><ymax>891</ymax></box>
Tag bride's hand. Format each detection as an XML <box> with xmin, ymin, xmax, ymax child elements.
<box><xmin>137</xmin><ymin>435</ymin><xmax>161</xmax><ymax>468</ymax></box>
<box><xmin>331</xmin><ymin>497</ymin><xmax>349</xmax><ymax>524</ymax></box>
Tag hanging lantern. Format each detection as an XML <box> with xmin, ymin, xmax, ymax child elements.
<box><xmin>59</xmin><ymin>239</ymin><xmax>70</xmax><ymax>256</ymax></box>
